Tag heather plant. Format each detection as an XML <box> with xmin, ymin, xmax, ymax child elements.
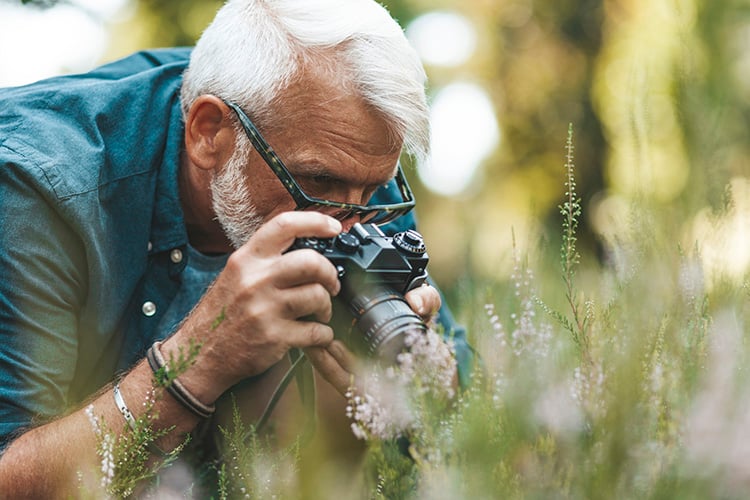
<box><xmin>80</xmin><ymin>125</ymin><xmax>750</xmax><ymax>499</ymax></box>
<box><xmin>79</xmin><ymin>342</ymin><xmax>201</xmax><ymax>497</ymax></box>
<box><xmin>81</xmin><ymin>391</ymin><xmax>185</xmax><ymax>498</ymax></box>
<box><xmin>214</xmin><ymin>403</ymin><xmax>300</xmax><ymax>499</ymax></box>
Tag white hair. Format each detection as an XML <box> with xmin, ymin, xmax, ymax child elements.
<box><xmin>180</xmin><ymin>0</ymin><xmax>430</xmax><ymax>163</ymax></box>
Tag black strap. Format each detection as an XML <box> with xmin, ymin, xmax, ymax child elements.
<box><xmin>256</xmin><ymin>349</ymin><xmax>317</xmax><ymax>443</ymax></box>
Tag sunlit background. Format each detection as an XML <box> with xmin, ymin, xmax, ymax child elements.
<box><xmin>3</xmin><ymin>0</ymin><xmax>750</xmax><ymax>299</ymax></box>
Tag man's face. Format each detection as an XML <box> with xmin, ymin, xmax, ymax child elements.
<box><xmin>211</xmin><ymin>75</ymin><xmax>403</xmax><ymax>248</ymax></box>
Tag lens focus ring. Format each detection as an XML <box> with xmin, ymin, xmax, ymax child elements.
<box><xmin>351</xmin><ymin>289</ymin><xmax>427</xmax><ymax>363</ymax></box>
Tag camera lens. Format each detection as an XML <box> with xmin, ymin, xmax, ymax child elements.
<box><xmin>348</xmin><ymin>286</ymin><xmax>427</xmax><ymax>363</ymax></box>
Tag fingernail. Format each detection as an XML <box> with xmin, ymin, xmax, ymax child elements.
<box><xmin>328</xmin><ymin>218</ymin><xmax>342</xmax><ymax>233</ymax></box>
<box><xmin>411</xmin><ymin>295</ymin><xmax>424</xmax><ymax>315</ymax></box>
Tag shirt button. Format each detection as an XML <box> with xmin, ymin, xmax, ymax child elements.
<box><xmin>147</xmin><ymin>241</ymin><xmax>153</xmax><ymax>252</ymax></box>
<box><xmin>170</xmin><ymin>248</ymin><xmax>183</xmax><ymax>264</ymax></box>
<box><xmin>142</xmin><ymin>301</ymin><xmax>157</xmax><ymax>317</ymax></box>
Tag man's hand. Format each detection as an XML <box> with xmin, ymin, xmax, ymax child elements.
<box><xmin>307</xmin><ymin>282</ymin><xmax>442</xmax><ymax>395</ymax></box>
<box><xmin>405</xmin><ymin>283</ymin><xmax>441</xmax><ymax>324</ymax></box>
<box><xmin>167</xmin><ymin>210</ymin><xmax>444</xmax><ymax>407</ymax></box>
<box><xmin>164</xmin><ymin>211</ymin><xmax>344</xmax><ymax>403</ymax></box>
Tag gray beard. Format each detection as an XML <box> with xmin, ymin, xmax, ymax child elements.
<box><xmin>210</xmin><ymin>142</ymin><xmax>264</xmax><ymax>249</ymax></box>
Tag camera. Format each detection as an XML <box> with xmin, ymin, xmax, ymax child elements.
<box><xmin>290</xmin><ymin>223</ymin><xmax>430</xmax><ymax>363</ymax></box>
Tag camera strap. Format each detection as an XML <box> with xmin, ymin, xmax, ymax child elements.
<box><xmin>255</xmin><ymin>348</ymin><xmax>317</xmax><ymax>443</ymax></box>
<box><xmin>290</xmin><ymin>348</ymin><xmax>318</xmax><ymax>441</ymax></box>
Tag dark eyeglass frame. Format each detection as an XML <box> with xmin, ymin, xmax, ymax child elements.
<box><xmin>223</xmin><ymin>99</ymin><xmax>416</xmax><ymax>225</ymax></box>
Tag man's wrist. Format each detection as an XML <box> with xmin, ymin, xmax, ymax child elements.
<box><xmin>112</xmin><ymin>382</ymin><xmax>169</xmax><ymax>457</ymax></box>
<box><xmin>146</xmin><ymin>341</ymin><xmax>216</xmax><ymax>419</ymax></box>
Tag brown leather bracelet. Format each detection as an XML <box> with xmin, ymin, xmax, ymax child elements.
<box><xmin>146</xmin><ymin>341</ymin><xmax>215</xmax><ymax>419</ymax></box>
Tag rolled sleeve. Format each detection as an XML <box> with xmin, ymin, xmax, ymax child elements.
<box><xmin>0</xmin><ymin>153</ymin><xmax>86</xmax><ymax>449</ymax></box>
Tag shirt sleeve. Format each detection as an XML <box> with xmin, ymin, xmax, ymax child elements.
<box><xmin>0</xmin><ymin>152</ymin><xmax>87</xmax><ymax>452</ymax></box>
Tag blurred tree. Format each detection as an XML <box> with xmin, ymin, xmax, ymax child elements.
<box><xmin>678</xmin><ymin>0</ymin><xmax>750</xmax><ymax>214</ymax></box>
<box><xmin>591</xmin><ymin>0</ymin><xmax>750</xmax><ymax>241</ymax></box>
<box><xmin>133</xmin><ymin>0</ymin><xmax>224</xmax><ymax>47</ymax></box>
<box><xmin>488</xmin><ymin>0</ymin><xmax>607</xmax><ymax>253</ymax></box>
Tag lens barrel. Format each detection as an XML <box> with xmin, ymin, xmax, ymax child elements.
<box><xmin>348</xmin><ymin>286</ymin><xmax>427</xmax><ymax>363</ymax></box>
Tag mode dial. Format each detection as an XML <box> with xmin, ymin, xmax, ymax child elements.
<box><xmin>393</xmin><ymin>229</ymin><xmax>426</xmax><ymax>255</ymax></box>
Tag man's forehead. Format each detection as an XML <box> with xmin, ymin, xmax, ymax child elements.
<box><xmin>272</xmin><ymin>71</ymin><xmax>399</xmax><ymax>148</ymax></box>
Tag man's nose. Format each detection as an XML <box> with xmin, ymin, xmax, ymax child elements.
<box><xmin>340</xmin><ymin>213</ymin><xmax>362</xmax><ymax>232</ymax></box>
<box><xmin>341</xmin><ymin>187</ymin><xmax>368</xmax><ymax>207</ymax></box>
<box><xmin>336</xmin><ymin>187</ymin><xmax>369</xmax><ymax>231</ymax></box>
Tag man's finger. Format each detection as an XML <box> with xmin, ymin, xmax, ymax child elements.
<box><xmin>304</xmin><ymin>346</ymin><xmax>351</xmax><ymax>395</ymax></box>
<box><xmin>275</xmin><ymin>284</ymin><xmax>334</xmax><ymax>323</ymax></box>
<box><xmin>272</xmin><ymin>249</ymin><xmax>341</xmax><ymax>296</ymax></box>
<box><xmin>324</xmin><ymin>340</ymin><xmax>358</xmax><ymax>374</ymax></box>
<box><xmin>404</xmin><ymin>284</ymin><xmax>441</xmax><ymax>320</ymax></box>
<box><xmin>244</xmin><ymin>211</ymin><xmax>341</xmax><ymax>257</ymax></box>
<box><xmin>281</xmin><ymin>319</ymin><xmax>335</xmax><ymax>350</ymax></box>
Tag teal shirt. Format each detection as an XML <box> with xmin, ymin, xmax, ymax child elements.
<box><xmin>0</xmin><ymin>48</ymin><xmax>470</xmax><ymax>450</ymax></box>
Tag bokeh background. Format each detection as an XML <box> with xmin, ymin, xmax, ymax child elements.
<box><xmin>3</xmin><ymin>0</ymin><xmax>750</xmax><ymax>317</ymax></box>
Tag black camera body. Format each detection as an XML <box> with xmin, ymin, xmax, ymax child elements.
<box><xmin>290</xmin><ymin>223</ymin><xmax>430</xmax><ymax>362</ymax></box>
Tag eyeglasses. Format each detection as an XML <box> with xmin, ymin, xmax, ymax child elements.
<box><xmin>223</xmin><ymin>99</ymin><xmax>415</xmax><ymax>225</ymax></box>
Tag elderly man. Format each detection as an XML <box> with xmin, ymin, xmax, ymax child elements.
<box><xmin>0</xmin><ymin>0</ymin><xmax>470</xmax><ymax>495</ymax></box>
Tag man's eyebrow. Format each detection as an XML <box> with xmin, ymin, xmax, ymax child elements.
<box><xmin>290</xmin><ymin>162</ymin><xmax>398</xmax><ymax>186</ymax></box>
<box><xmin>290</xmin><ymin>164</ymin><xmax>349</xmax><ymax>183</ymax></box>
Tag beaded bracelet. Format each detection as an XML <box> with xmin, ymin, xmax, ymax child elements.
<box><xmin>146</xmin><ymin>341</ymin><xmax>215</xmax><ymax>419</ymax></box>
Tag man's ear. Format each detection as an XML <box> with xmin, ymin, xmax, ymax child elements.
<box><xmin>184</xmin><ymin>95</ymin><xmax>235</xmax><ymax>171</ymax></box>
